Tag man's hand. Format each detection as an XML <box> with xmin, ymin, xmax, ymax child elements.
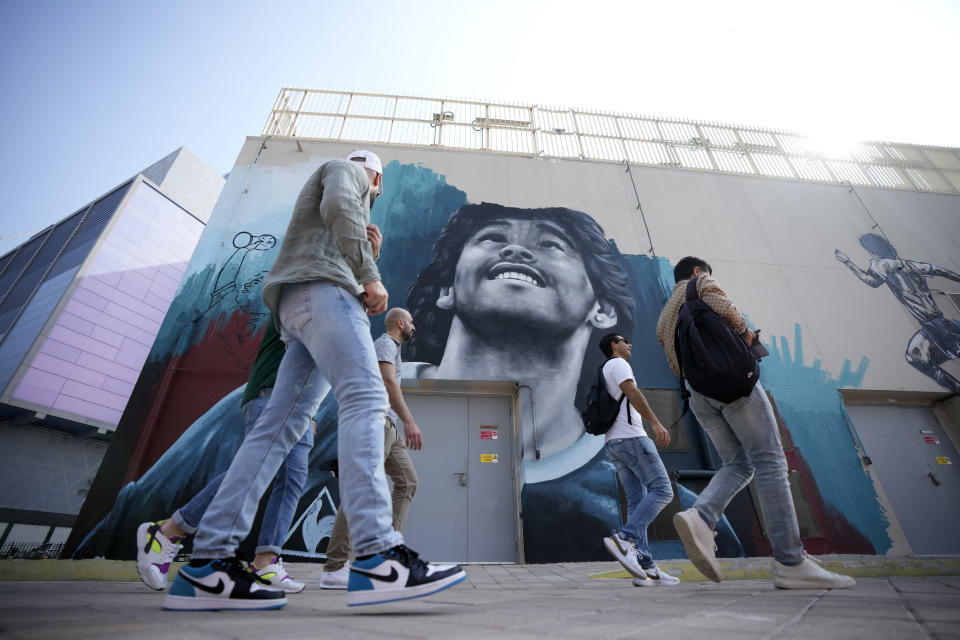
<box><xmin>742</xmin><ymin>328</ymin><xmax>756</xmax><ymax>346</ymax></box>
<box><xmin>363</xmin><ymin>280</ymin><xmax>388</xmax><ymax>315</ymax></box>
<box><xmin>366</xmin><ymin>223</ymin><xmax>383</xmax><ymax>259</ymax></box>
<box><xmin>404</xmin><ymin>420</ymin><xmax>423</xmax><ymax>451</ymax></box>
<box><xmin>652</xmin><ymin>422</ymin><xmax>671</xmax><ymax>448</ymax></box>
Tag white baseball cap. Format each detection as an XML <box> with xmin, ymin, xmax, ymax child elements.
<box><xmin>347</xmin><ymin>149</ymin><xmax>382</xmax><ymax>175</ymax></box>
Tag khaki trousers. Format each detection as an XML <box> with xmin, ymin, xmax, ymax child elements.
<box><xmin>323</xmin><ymin>418</ymin><xmax>418</xmax><ymax>570</ymax></box>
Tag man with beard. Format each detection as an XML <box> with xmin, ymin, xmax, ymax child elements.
<box><xmin>405</xmin><ymin>203</ymin><xmax>636</xmax><ymax>560</ymax></box>
<box><xmin>319</xmin><ymin>308</ymin><xmax>423</xmax><ymax>589</ymax></box>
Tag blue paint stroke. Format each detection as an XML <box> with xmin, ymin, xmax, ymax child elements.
<box><xmin>758</xmin><ymin>323</ymin><xmax>890</xmax><ymax>553</ymax></box>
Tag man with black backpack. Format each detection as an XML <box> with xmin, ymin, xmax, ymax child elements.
<box><xmin>595</xmin><ymin>333</ymin><xmax>679</xmax><ymax>586</ymax></box>
<box><xmin>656</xmin><ymin>256</ymin><xmax>854</xmax><ymax>590</ymax></box>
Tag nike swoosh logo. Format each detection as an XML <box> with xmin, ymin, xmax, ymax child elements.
<box><xmin>351</xmin><ymin>566</ymin><xmax>399</xmax><ymax>583</ymax></box>
<box><xmin>180</xmin><ymin>573</ymin><xmax>226</xmax><ymax>594</ymax></box>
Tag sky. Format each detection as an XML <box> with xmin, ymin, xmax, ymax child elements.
<box><xmin>1</xmin><ymin>0</ymin><xmax>957</xmax><ymax>255</ymax></box>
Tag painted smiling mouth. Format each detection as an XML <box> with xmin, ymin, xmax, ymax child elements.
<box><xmin>488</xmin><ymin>265</ymin><xmax>546</xmax><ymax>287</ymax></box>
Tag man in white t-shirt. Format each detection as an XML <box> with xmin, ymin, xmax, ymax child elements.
<box><xmin>599</xmin><ymin>332</ymin><xmax>678</xmax><ymax>587</ymax></box>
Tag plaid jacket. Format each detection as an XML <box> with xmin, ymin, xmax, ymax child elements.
<box><xmin>656</xmin><ymin>275</ymin><xmax>747</xmax><ymax>377</ymax></box>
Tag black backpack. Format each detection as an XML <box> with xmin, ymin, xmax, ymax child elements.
<box><xmin>674</xmin><ymin>276</ymin><xmax>759</xmax><ymax>403</ymax></box>
<box><xmin>581</xmin><ymin>358</ymin><xmax>632</xmax><ymax>436</ymax></box>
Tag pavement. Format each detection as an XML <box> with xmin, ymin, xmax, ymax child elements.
<box><xmin>0</xmin><ymin>556</ymin><xmax>958</xmax><ymax>639</ymax></box>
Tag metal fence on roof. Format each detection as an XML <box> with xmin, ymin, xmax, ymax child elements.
<box><xmin>263</xmin><ymin>87</ymin><xmax>960</xmax><ymax>195</ymax></box>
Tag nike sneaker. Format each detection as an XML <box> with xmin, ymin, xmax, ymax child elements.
<box><xmin>163</xmin><ymin>557</ymin><xmax>287</xmax><ymax>611</ymax></box>
<box><xmin>136</xmin><ymin>521</ymin><xmax>183</xmax><ymax>591</ymax></box>
<box><xmin>633</xmin><ymin>565</ymin><xmax>680</xmax><ymax>586</ymax></box>
<box><xmin>347</xmin><ymin>544</ymin><xmax>466</xmax><ymax>607</ymax></box>
<box><xmin>603</xmin><ymin>531</ymin><xmax>644</xmax><ymax>579</ymax></box>
<box><xmin>253</xmin><ymin>556</ymin><xmax>305</xmax><ymax>594</ymax></box>
<box><xmin>318</xmin><ymin>563</ymin><xmax>350</xmax><ymax>590</ymax></box>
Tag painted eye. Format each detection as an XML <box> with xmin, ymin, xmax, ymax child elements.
<box><xmin>540</xmin><ymin>238</ymin><xmax>566</xmax><ymax>251</ymax></box>
<box><xmin>477</xmin><ymin>232</ymin><xmax>507</xmax><ymax>244</ymax></box>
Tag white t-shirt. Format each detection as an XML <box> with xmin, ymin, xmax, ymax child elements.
<box><xmin>602</xmin><ymin>357</ymin><xmax>649</xmax><ymax>441</ymax></box>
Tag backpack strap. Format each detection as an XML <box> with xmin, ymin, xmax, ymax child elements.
<box><xmin>685</xmin><ymin>275</ymin><xmax>700</xmax><ymax>302</ymax></box>
<box><xmin>601</xmin><ymin>358</ymin><xmax>632</xmax><ymax>425</ymax></box>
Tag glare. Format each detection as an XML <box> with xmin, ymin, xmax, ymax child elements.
<box><xmin>802</xmin><ymin>130</ymin><xmax>860</xmax><ymax>159</ymax></box>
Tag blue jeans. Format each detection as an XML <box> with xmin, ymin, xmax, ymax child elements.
<box><xmin>604</xmin><ymin>436</ymin><xmax>673</xmax><ymax>568</ymax></box>
<box><xmin>192</xmin><ymin>281</ymin><xmax>402</xmax><ymax>559</ymax></box>
<box><xmin>687</xmin><ymin>381</ymin><xmax>803</xmax><ymax>565</ymax></box>
<box><xmin>172</xmin><ymin>390</ymin><xmax>313</xmax><ymax>555</ymax></box>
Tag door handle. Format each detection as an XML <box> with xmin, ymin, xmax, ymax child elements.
<box><xmin>453</xmin><ymin>472</ymin><xmax>467</xmax><ymax>487</ymax></box>
<box><xmin>928</xmin><ymin>472</ymin><xmax>941</xmax><ymax>487</ymax></box>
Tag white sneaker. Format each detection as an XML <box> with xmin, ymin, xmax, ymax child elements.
<box><xmin>254</xmin><ymin>556</ymin><xmax>305</xmax><ymax>594</ymax></box>
<box><xmin>633</xmin><ymin>566</ymin><xmax>680</xmax><ymax>587</ymax></box>
<box><xmin>318</xmin><ymin>564</ymin><xmax>350</xmax><ymax>590</ymax></box>
<box><xmin>673</xmin><ymin>508</ymin><xmax>722</xmax><ymax>583</ymax></box>
<box><xmin>603</xmin><ymin>531</ymin><xmax>645</xmax><ymax>579</ymax></box>
<box><xmin>135</xmin><ymin>521</ymin><xmax>183</xmax><ymax>591</ymax></box>
<box><xmin>774</xmin><ymin>553</ymin><xmax>856</xmax><ymax>589</ymax></box>
<box><xmin>347</xmin><ymin>544</ymin><xmax>466</xmax><ymax>607</ymax></box>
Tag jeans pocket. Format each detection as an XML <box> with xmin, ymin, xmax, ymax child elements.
<box><xmin>279</xmin><ymin>283</ymin><xmax>312</xmax><ymax>333</ymax></box>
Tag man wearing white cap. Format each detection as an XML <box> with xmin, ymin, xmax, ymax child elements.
<box><xmin>164</xmin><ymin>151</ymin><xmax>465</xmax><ymax>611</ymax></box>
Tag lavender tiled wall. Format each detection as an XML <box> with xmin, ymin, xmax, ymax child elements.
<box><xmin>13</xmin><ymin>182</ymin><xmax>204</xmax><ymax>427</ymax></box>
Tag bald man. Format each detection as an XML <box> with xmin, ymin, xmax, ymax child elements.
<box><xmin>319</xmin><ymin>308</ymin><xmax>423</xmax><ymax>589</ymax></box>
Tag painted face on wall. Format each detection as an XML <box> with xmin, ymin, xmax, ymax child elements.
<box><xmin>437</xmin><ymin>218</ymin><xmax>598</xmax><ymax>334</ymax></box>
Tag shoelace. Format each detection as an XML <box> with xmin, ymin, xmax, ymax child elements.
<box><xmin>219</xmin><ymin>557</ymin><xmax>265</xmax><ymax>585</ymax></box>
<box><xmin>388</xmin><ymin>544</ymin><xmax>426</xmax><ymax>571</ymax></box>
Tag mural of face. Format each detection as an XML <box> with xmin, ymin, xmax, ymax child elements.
<box><xmin>436</xmin><ymin>219</ymin><xmax>600</xmax><ymax>339</ymax></box>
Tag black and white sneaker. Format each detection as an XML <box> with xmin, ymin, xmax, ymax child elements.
<box><xmin>347</xmin><ymin>544</ymin><xmax>466</xmax><ymax>606</ymax></box>
<box><xmin>163</xmin><ymin>557</ymin><xmax>287</xmax><ymax>611</ymax></box>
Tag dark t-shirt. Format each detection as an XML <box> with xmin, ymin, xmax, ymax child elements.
<box><xmin>241</xmin><ymin>315</ymin><xmax>285</xmax><ymax>406</ymax></box>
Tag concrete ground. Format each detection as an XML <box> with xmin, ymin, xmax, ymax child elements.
<box><xmin>0</xmin><ymin>556</ymin><xmax>958</xmax><ymax>639</ymax></box>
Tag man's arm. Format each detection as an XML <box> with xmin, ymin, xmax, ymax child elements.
<box><xmin>835</xmin><ymin>250</ymin><xmax>884</xmax><ymax>287</ymax></box>
<box><xmin>379</xmin><ymin>361</ymin><xmax>423</xmax><ymax>450</ymax></box>
<box><xmin>697</xmin><ymin>275</ymin><xmax>748</xmax><ymax>335</ymax></box>
<box><xmin>318</xmin><ymin>162</ymin><xmax>381</xmax><ymax>287</ymax></box>
<box><xmin>619</xmin><ymin>379</ymin><xmax>670</xmax><ymax>448</ymax></box>
<box><xmin>912</xmin><ymin>261</ymin><xmax>960</xmax><ymax>284</ymax></box>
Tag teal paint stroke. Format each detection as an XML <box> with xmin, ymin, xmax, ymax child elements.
<box><xmin>759</xmin><ymin>323</ymin><xmax>891</xmax><ymax>553</ymax></box>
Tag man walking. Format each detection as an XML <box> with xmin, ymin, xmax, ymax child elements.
<box><xmin>598</xmin><ymin>333</ymin><xmax>679</xmax><ymax>587</ymax></box>
<box><xmin>137</xmin><ymin>317</ymin><xmax>311</xmax><ymax>595</ymax></box>
<box><xmin>656</xmin><ymin>256</ymin><xmax>854</xmax><ymax>589</ymax></box>
<box><xmin>164</xmin><ymin>150</ymin><xmax>464</xmax><ymax>611</ymax></box>
<box><xmin>319</xmin><ymin>307</ymin><xmax>423</xmax><ymax>589</ymax></box>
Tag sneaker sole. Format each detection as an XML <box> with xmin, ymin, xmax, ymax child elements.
<box><xmin>318</xmin><ymin>582</ymin><xmax>348</xmax><ymax>590</ymax></box>
<box><xmin>602</xmin><ymin>537</ymin><xmax>645</xmax><ymax>579</ymax></box>
<box><xmin>673</xmin><ymin>511</ymin><xmax>722</xmax><ymax>583</ymax></box>
<box><xmin>162</xmin><ymin>594</ymin><xmax>288</xmax><ymax>611</ymax></box>
<box><xmin>346</xmin><ymin>569</ymin><xmax>467</xmax><ymax>606</ymax></box>
<box><xmin>774</xmin><ymin>577</ymin><xmax>856</xmax><ymax>590</ymax></box>
<box><xmin>632</xmin><ymin>578</ymin><xmax>679</xmax><ymax>587</ymax></box>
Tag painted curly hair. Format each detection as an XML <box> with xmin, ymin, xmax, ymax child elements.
<box><xmin>405</xmin><ymin>202</ymin><xmax>634</xmax><ymax>364</ymax></box>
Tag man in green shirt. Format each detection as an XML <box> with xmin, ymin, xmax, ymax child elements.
<box><xmin>135</xmin><ymin>316</ymin><xmax>313</xmax><ymax>594</ymax></box>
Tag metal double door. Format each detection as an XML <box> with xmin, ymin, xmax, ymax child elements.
<box><xmin>846</xmin><ymin>404</ymin><xmax>960</xmax><ymax>555</ymax></box>
<box><xmin>400</xmin><ymin>393</ymin><xmax>517</xmax><ymax>562</ymax></box>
